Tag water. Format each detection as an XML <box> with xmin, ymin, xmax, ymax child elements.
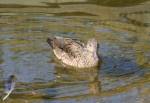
<box><xmin>0</xmin><ymin>0</ymin><xmax>150</xmax><ymax>103</ymax></box>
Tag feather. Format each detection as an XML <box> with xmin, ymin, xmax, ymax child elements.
<box><xmin>2</xmin><ymin>75</ymin><xmax>16</xmax><ymax>101</ymax></box>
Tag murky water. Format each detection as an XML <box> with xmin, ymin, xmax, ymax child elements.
<box><xmin>0</xmin><ymin>0</ymin><xmax>150</xmax><ymax>103</ymax></box>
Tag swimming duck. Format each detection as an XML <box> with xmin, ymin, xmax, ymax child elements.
<box><xmin>47</xmin><ymin>36</ymin><xmax>100</xmax><ymax>68</ymax></box>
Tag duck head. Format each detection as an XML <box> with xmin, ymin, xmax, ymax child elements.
<box><xmin>86</xmin><ymin>38</ymin><xmax>98</xmax><ymax>53</ymax></box>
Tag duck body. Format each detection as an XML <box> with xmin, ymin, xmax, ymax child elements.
<box><xmin>47</xmin><ymin>36</ymin><xmax>100</xmax><ymax>68</ymax></box>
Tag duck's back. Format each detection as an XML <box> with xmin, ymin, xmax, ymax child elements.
<box><xmin>47</xmin><ymin>36</ymin><xmax>99</xmax><ymax>68</ymax></box>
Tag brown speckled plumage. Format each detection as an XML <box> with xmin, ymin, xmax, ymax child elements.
<box><xmin>47</xmin><ymin>36</ymin><xmax>100</xmax><ymax>68</ymax></box>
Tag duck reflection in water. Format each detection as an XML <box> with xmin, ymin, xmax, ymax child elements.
<box><xmin>55</xmin><ymin>65</ymin><xmax>101</xmax><ymax>95</ymax></box>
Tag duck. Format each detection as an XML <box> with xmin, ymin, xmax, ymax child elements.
<box><xmin>47</xmin><ymin>36</ymin><xmax>100</xmax><ymax>68</ymax></box>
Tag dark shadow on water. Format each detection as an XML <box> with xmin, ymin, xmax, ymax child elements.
<box><xmin>42</xmin><ymin>0</ymin><xmax>149</xmax><ymax>7</ymax></box>
<box><xmin>120</xmin><ymin>11</ymin><xmax>150</xmax><ymax>27</ymax></box>
<box><xmin>0</xmin><ymin>0</ymin><xmax>148</xmax><ymax>8</ymax></box>
<box><xmin>0</xmin><ymin>4</ymin><xmax>60</xmax><ymax>8</ymax></box>
<box><xmin>87</xmin><ymin>0</ymin><xmax>149</xmax><ymax>7</ymax></box>
<box><xmin>52</xmin><ymin>12</ymin><xmax>97</xmax><ymax>16</ymax></box>
<box><xmin>101</xmin><ymin>56</ymin><xmax>144</xmax><ymax>77</ymax></box>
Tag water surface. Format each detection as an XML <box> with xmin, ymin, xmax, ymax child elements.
<box><xmin>0</xmin><ymin>0</ymin><xmax>150</xmax><ymax>103</ymax></box>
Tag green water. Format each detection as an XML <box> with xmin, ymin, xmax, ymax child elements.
<box><xmin>0</xmin><ymin>0</ymin><xmax>150</xmax><ymax>103</ymax></box>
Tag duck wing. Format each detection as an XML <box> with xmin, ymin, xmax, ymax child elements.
<box><xmin>47</xmin><ymin>36</ymin><xmax>84</xmax><ymax>58</ymax></box>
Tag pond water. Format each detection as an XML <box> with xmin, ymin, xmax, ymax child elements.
<box><xmin>0</xmin><ymin>0</ymin><xmax>150</xmax><ymax>103</ymax></box>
